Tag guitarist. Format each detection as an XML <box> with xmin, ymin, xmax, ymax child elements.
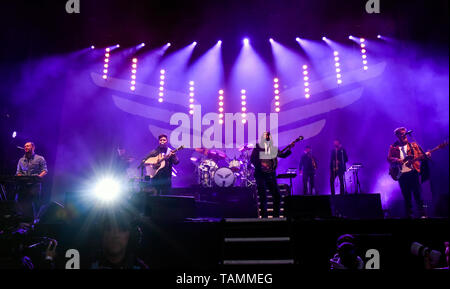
<box><xmin>250</xmin><ymin>132</ymin><xmax>294</xmax><ymax>218</ymax></box>
<box><xmin>387</xmin><ymin>127</ymin><xmax>430</xmax><ymax>218</ymax></box>
<box><xmin>145</xmin><ymin>134</ymin><xmax>179</xmax><ymax>195</ymax></box>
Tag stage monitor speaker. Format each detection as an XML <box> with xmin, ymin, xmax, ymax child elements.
<box><xmin>330</xmin><ymin>194</ymin><xmax>383</xmax><ymax>219</ymax></box>
<box><xmin>144</xmin><ymin>195</ymin><xmax>196</xmax><ymax>221</ymax></box>
<box><xmin>284</xmin><ymin>195</ymin><xmax>332</xmax><ymax>219</ymax></box>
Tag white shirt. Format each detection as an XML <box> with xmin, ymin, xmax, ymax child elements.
<box><xmin>399</xmin><ymin>144</ymin><xmax>412</xmax><ymax>173</ymax></box>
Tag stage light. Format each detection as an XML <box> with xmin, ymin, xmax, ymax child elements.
<box><xmin>377</xmin><ymin>35</ymin><xmax>381</xmax><ymax>39</ymax></box>
<box><xmin>269</xmin><ymin>38</ymin><xmax>274</xmax><ymax>43</ymax></box>
<box><xmin>116</xmin><ymin>44</ymin><xmax>120</xmax><ymax>48</ymax></box>
<box><xmin>243</xmin><ymin>38</ymin><xmax>249</xmax><ymax>45</ymax></box>
<box><xmin>90</xmin><ymin>45</ymin><xmax>95</xmax><ymax>49</ymax></box>
<box><xmin>295</xmin><ymin>37</ymin><xmax>301</xmax><ymax>42</ymax></box>
<box><xmin>360</xmin><ymin>38</ymin><xmax>365</xmax><ymax>43</ymax></box>
<box><xmin>218</xmin><ymin>89</ymin><xmax>224</xmax><ymax>124</ymax></box>
<box><xmin>218</xmin><ymin>40</ymin><xmax>222</xmax><ymax>45</ymax></box>
<box><xmin>140</xmin><ymin>43</ymin><xmax>145</xmax><ymax>47</ymax></box>
<box><xmin>193</xmin><ymin>41</ymin><xmax>197</xmax><ymax>46</ymax></box>
<box><xmin>167</xmin><ymin>43</ymin><xmax>171</xmax><ymax>47</ymax></box>
<box><xmin>333</xmin><ymin>51</ymin><xmax>342</xmax><ymax>84</ymax></box>
<box><xmin>302</xmin><ymin>64</ymin><xmax>310</xmax><ymax>98</ymax></box>
<box><xmin>359</xmin><ymin>38</ymin><xmax>369</xmax><ymax>70</ymax></box>
<box><xmin>129</xmin><ymin>58</ymin><xmax>138</xmax><ymax>91</ymax></box>
<box><xmin>12</xmin><ymin>131</ymin><xmax>17</xmax><ymax>138</ymax></box>
<box><xmin>348</xmin><ymin>36</ymin><xmax>353</xmax><ymax>40</ymax></box>
<box><xmin>93</xmin><ymin>177</ymin><xmax>122</xmax><ymax>203</ymax></box>
<box><xmin>241</xmin><ymin>89</ymin><xmax>247</xmax><ymax>121</ymax></box>
<box><xmin>188</xmin><ymin>80</ymin><xmax>195</xmax><ymax>114</ymax></box>
<box><xmin>273</xmin><ymin>77</ymin><xmax>280</xmax><ymax>112</ymax></box>
<box><xmin>159</xmin><ymin>69</ymin><xmax>166</xmax><ymax>102</ymax></box>
<box><xmin>103</xmin><ymin>48</ymin><xmax>111</xmax><ymax>80</ymax></box>
<box><xmin>322</xmin><ymin>37</ymin><xmax>327</xmax><ymax>41</ymax></box>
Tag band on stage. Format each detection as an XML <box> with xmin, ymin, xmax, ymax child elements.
<box><xmin>4</xmin><ymin>126</ymin><xmax>447</xmax><ymax>221</ymax></box>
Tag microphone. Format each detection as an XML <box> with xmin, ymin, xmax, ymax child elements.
<box><xmin>405</xmin><ymin>130</ymin><xmax>413</xmax><ymax>135</ymax></box>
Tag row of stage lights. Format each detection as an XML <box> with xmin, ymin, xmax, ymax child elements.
<box><xmin>93</xmin><ymin>35</ymin><xmax>381</xmax><ymax>51</ymax></box>
<box><xmin>101</xmin><ymin>36</ymin><xmax>372</xmax><ymax>108</ymax></box>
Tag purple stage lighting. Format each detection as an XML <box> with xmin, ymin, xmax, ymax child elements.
<box><xmin>322</xmin><ymin>37</ymin><xmax>327</xmax><ymax>41</ymax></box>
<box><xmin>166</xmin><ymin>43</ymin><xmax>171</xmax><ymax>47</ymax></box>
<box><xmin>359</xmin><ymin>40</ymin><xmax>368</xmax><ymax>70</ymax></box>
<box><xmin>218</xmin><ymin>89</ymin><xmax>224</xmax><ymax>124</ymax></box>
<box><xmin>241</xmin><ymin>89</ymin><xmax>247</xmax><ymax>122</ymax></box>
<box><xmin>243</xmin><ymin>38</ymin><xmax>249</xmax><ymax>45</ymax></box>
<box><xmin>295</xmin><ymin>37</ymin><xmax>301</xmax><ymax>42</ymax></box>
<box><xmin>102</xmin><ymin>48</ymin><xmax>111</xmax><ymax>80</ymax></box>
<box><xmin>116</xmin><ymin>44</ymin><xmax>120</xmax><ymax>48</ymax></box>
<box><xmin>12</xmin><ymin>131</ymin><xmax>17</xmax><ymax>138</ymax></box>
<box><xmin>302</xmin><ymin>65</ymin><xmax>310</xmax><ymax>98</ymax></box>
<box><xmin>189</xmin><ymin>81</ymin><xmax>195</xmax><ymax>114</ymax></box>
<box><xmin>274</xmin><ymin>78</ymin><xmax>280</xmax><ymax>112</ymax></box>
<box><xmin>333</xmin><ymin>51</ymin><xmax>342</xmax><ymax>84</ymax></box>
<box><xmin>158</xmin><ymin>69</ymin><xmax>166</xmax><ymax>102</ymax></box>
<box><xmin>193</xmin><ymin>41</ymin><xmax>197</xmax><ymax>46</ymax></box>
<box><xmin>90</xmin><ymin>45</ymin><xmax>95</xmax><ymax>49</ymax></box>
<box><xmin>269</xmin><ymin>38</ymin><xmax>274</xmax><ymax>43</ymax></box>
<box><xmin>377</xmin><ymin>35</ymin><xmax>381</xmax><ymax>39</ymax></box>
<box><xmin>217</xmin><ymin>40</ymin><xmax>222</xmax><ymax>45</ymax></box>
<box><xmin>130</xmin><ymin>58</ymin><xmax>138</xmax><ymax>91</ymax></box>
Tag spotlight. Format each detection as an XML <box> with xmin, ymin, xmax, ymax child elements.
<box><xmin>348</xmin><ymin>36</ymin><xmax>353</xmax><ymax>40</ymax></box>
<box><xmin>360</xmin><ymin>38</ymin><xmax>365</xmax><ymax>42</ymax></box>
<box><xmin>90</xmin><ymin>45</ymin><xmax>95</xmax><ymax>49</ymax></box>
<box><xmin>217</xmin><ymin>40</ymin><xmax>222</xmax><ymax>45</ymax></box>
<box><xmin>166</xmin><ymin>43</ymin><xmax>171</xmax><ymax>47</ymax></box>
<box><xmin>243</xmin><ymin>38</ymin><xmax>249</xmax><ymax>45</ymax></box>
<box><xmin>93</xmin><ymin>177</ymin><xmax>122</xmax><ymax>202</ymax></box>
<box><xmin>116</xmin><ymin>44</ymin><xmax>120</xmax><ymax>48</ymax></box>
<box><xmin>193</xmin><ymin>41</ymin><xmax>197</xmax><ymax>45</ymax></box>
<box><xmin>269</xmin><ymin>38</ymin><xmax>274</xmax><ymax>43</ymax></box>
<box><xmin>130</xmin><ymin>57</ymin><xmax>138</xmax><ymax>91</ymax></box>
<box><xmin>322</xmin><ymin>37</ymin><xmax>327</xmax><ymax>41</ymax></box>
<box><xmin>295</xmin><ymin>37</ymin><xmax>301</xmax><ymax>42</ymax></box>
<box><xmin>12</xmin><ymin>131</ymin><xmax>17</xmax><ymax>138</ymax></box>
<box><xmin>377</xmin><ymin>35</ymin><xmax>381</xmax><ymax>39</ymax></box>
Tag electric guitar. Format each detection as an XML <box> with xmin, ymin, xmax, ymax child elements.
<box><xmin>389</xmin><ymin>140</ymin><xmax>448</xmax><ymax>181</ymax></box>
<box><xmin>145</xmin><ymin>146</ymin><xmax>184</xmax><ymax>178</ymax></box>
<box><xmin>260</xmin><ymin>136</ymin><xmax>304</xmax><ymax>173</ymax></box>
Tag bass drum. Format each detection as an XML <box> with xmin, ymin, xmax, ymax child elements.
<box><xmin>213</xmin><ymin>167</ymin><xmax>235</xmax><ymax>187</ymax></box>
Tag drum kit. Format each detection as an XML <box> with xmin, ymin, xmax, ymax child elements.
<box><xmin>193</xmin><ymin>145</ymin><xmax>256</xmax><ymax>188</ymax></box>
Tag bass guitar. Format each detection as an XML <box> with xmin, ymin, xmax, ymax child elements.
<box><xmin>261</xmin><ymin>136</ymin><xmax>304</xmax><ymax>173</ymax></box>
<box><xmin>145</xmin><ymin>146</ymin><xmax>184</xmax><ymax>178</ymax></box>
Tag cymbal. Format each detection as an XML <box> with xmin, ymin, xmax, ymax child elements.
<box><xmin>239</xmin><ymin>144</ymin><xmax>254</xmax><ymax>151</ymax></box>
<box><xmin>208</xmin><ymin>149</ymin><xmax>226</xmax><ymax>159</ymax></box>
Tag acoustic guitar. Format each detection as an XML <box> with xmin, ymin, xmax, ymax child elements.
<box><xmin>145</xmin><ymin>146</ymin><xmax>184</xmax><ymax>178</ymax></box>
<box><xmin>389</xmin><ymin>140</ymin><xmax>448</xmax><ymax>181</ymax></box>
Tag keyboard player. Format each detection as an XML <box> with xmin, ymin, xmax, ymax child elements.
<box><xmin>15</xmin><ymin>142</ymin><xmax>47</xmax><ymax>220</ymax></box>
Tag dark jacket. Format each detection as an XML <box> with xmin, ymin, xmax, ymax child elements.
<box><xmin>299</xmin><ymin>152</ymin><xmax>317</xmax><ymax>174</ymax></box>
<box><xmin>330</xmin><ymin>148</ymin><xmax>348</xmax><ymax>173</ymax></box>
